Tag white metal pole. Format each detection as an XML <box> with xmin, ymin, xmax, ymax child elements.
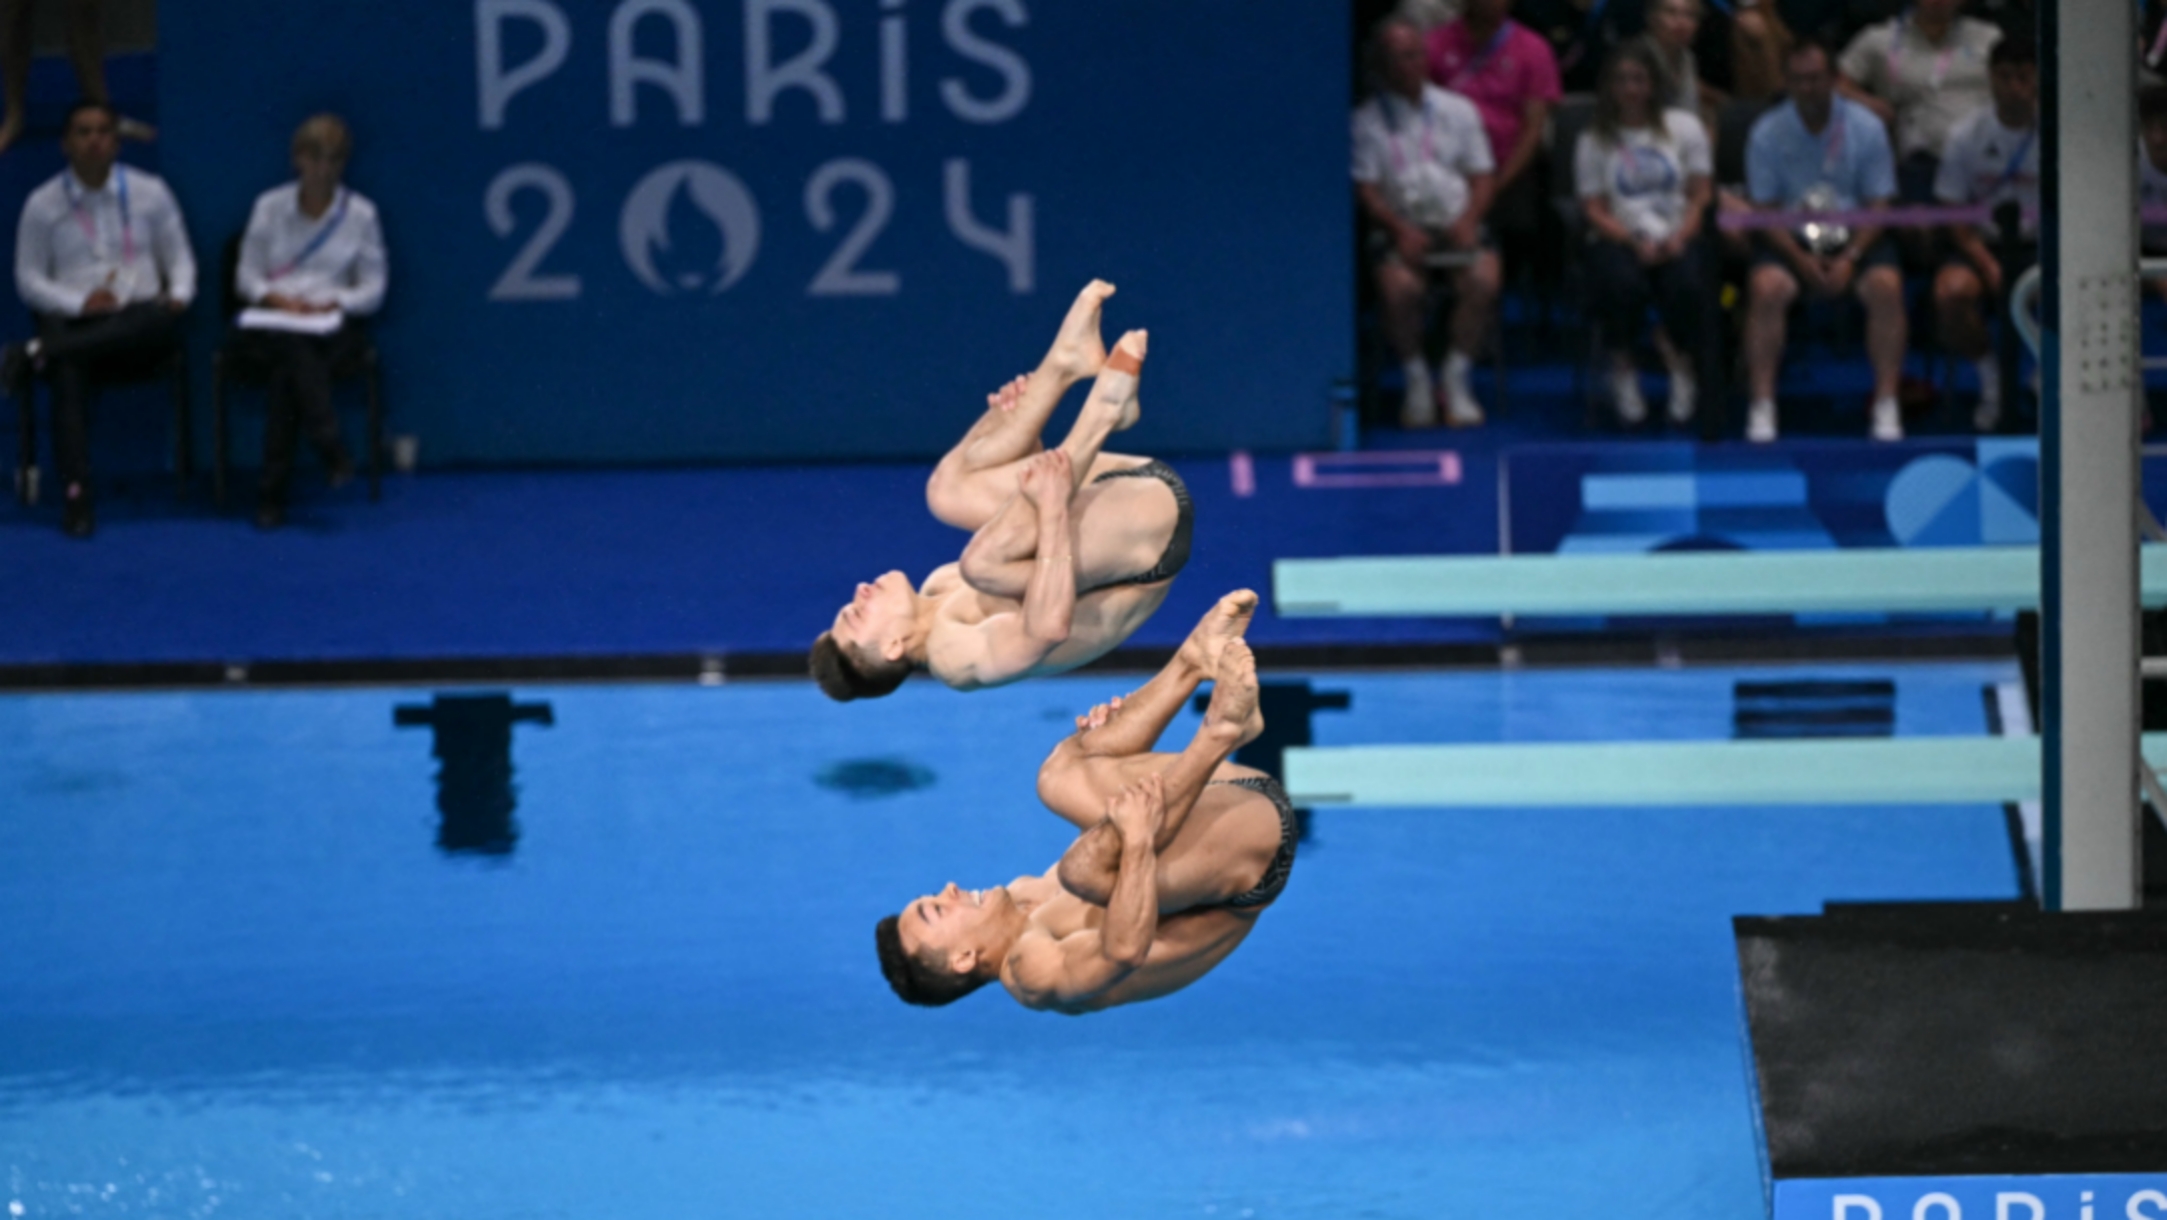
<box><xmin>2041</xmin><ymin>0</ymin><xmax>2143</xmax><ymax>909</ymax></box>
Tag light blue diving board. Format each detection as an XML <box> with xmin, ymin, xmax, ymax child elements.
<box><xmin>1272</xmin><ymin>546</ymin><xmax>2167</xmax><ymax>617</ymax></box>
<box><xmin>1283</xmin><ymin>735</ymin><xmax>2167</xmax><ymax>807</ymax></box>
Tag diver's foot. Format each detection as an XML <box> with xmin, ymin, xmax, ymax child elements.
<box><xmin>1084</xmin><ymin>329</ymin><xmax>1146</xmax><ymax>434</ymax></box>
<box><xmin>1044</xmin><ymin>280</ymin><xmax>1114</xmax><ymax>383</ymax></box>
<box><xmin>1178</xmin><ymin>589</ymin><xmax>1258</xmax><ymax>676</ymax></box>
<box><xmin>1203</xmin><ymin>639</ymin><xmax>1260</xmax><ymax>744</ymax></box>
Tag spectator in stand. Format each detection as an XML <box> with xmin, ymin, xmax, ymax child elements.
<box><xmin>1728</xmin><ymin>0</ymin><xmax>1794</xmax><ymax>100</ymax></box>
<box><xmin>1638</xmin><ymin>0</ymin><xmax>1729</xmax><ymax>121</ymax></box>
<box><xmin>1356</xmin><ymin>17</ymin><xmax>1501</xmax><ymax>427</ymax></box>
<box><xmin>1426</xmin><ymin>0</ymin><xmax>1562</xmax><ymax>286</ymax></box>
<box><xmin>1835</xmin><ymin>0</ymin><xmax>2001</xmax><ymax>203</ymax></box>
<box><xmin>233</xmin><ymin>113</ymin><xmax>387</xmax><ymax>530</ymax></box>
<box><xmin>1576</xmin><ymin>40</ymin><xmax>1714</xmax><ymax>426</ymax></box>
<box><xmin>1742</xmin><ymin>38</ymin><xmax>1907</xmax><ymax>442</ymax></box>
<box><xmin>2140</xmin><ymin>86</ymin><xmax>2167</xmax><ymax>301</ymax></box>
<box><xmin>1930</xmin><ymin>35</ymin><xmax>2035</xmax><ymax>432</ymax></box>
<box><xmin>2</xmin><ymin>99</ymin><xmax>192</xmax><ymax>538</ymax></box>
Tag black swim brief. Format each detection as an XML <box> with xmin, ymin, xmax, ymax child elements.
<box><xmin>1086</xmin><ymin>459</ymin><xmax>1193</xmax><ymax>589</ymax></box>
<box><xmin>1211</xmin><ymin>774</ymin><xmax>1298</xmax><ymax>911</ymax></box>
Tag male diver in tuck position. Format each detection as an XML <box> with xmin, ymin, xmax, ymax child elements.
<box><xmin>811</xmin><ymin>279</ymin><xmax>1194</xmax><ymax>699</ymax></box>
<box><xmin>874</xmin><ymin>591</ymin><xmax>1299</xmax><ymax>1014</ymax></box>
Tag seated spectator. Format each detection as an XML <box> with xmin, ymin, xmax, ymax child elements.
<box><xmin>1835</xmin><ymin>0</ymin><xmax>2000</xmax><ymax>203</ymax></box>
<box><xmin>1426</xmin><ymin>0</ymin><xmax>1562</xmax><ymax>286</ymax></box>
<box><xmin>233</xmin><ymin>113</ymin><xmax>387</xmax><ymax>530</ymax></box>
<box><xmin>1742</xmin><ymin>38</ymin><xmax>1907</xmax><ymax>442</ymax></box>
<box><xmin>2141</xmin><ymin>86</ymin><xmax>2167</xmax><ymax>301</ymax></box>
<box><xmin>1356</xmin><ymin>17</ymin><xmax>1502</xmax><ymax>427</ymax></box>
<box><xmin>1576</xmin><ymin>41</ymin><xmax>1714</xmax><ymax>426</ymax></box>
<box><xmin>1930</xmin><ymin>35</ymin><xmax>2036</xmax><ymax>432</ymax></box>
<box><xmin>1727</xmin><ymin>0</ymin><xmax>1794</xmax><ymax>101</ymax></box>
<box><xmin>1637</xmin><ymin>0</ymin><xmax>1729</xmax><ymax>123</ymax></box>
<box><xmin>1516</xmin><ymin>0</ymin><xmax>1632</xmax><ymax>93</ymax></box>
<box><xmin>3</xmin><ymin>99</ymin><xmax>193</xmax><ymax>539</ymax></box>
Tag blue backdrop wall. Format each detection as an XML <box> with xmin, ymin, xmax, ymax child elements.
<box><xmin>160</xmin><ymin>1</ymin><xmax>1352</xmax><ymax>465</ymax></box>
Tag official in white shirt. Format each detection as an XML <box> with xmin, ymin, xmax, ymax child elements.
<box><xmin>232</xmin><ymin>113</ymin><xmax>386</xmax><ymax>530</ymax></box>
<box><xmin>5</xmin><ymin>99</ymin><xmax>195</xmax><ymax>539</ymax></box>
<box><xmin>1930</xmin><ymin>36</ymin><xmax>2036</xmax><ymax>433</ymax></box>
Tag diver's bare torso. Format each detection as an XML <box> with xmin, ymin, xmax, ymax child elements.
<box><xmin>998</xmin><ymin>762</ymin><xmax>1284</xmax><ymax>1013</ymax></box>
<box><xmin>920</xmin><ymin>459</ymin><xmax>1178</xmax><ymax>688</ymax></box>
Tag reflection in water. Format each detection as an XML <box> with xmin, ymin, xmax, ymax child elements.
<box><xmin>393</xmin><ymin>693</ymin><xmax>555</xmax><ymax>855</ymax></box>
<box><xmin>815</xmin><ymin>757</ymin><xmax>936</xmax><ymax>798</ymax></box>
<box><xmin>1192</xmin><ymin>680</ymin><xmax>1351</xmax><ymax>844</ymax></box>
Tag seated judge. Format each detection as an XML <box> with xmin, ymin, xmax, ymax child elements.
<box><xmin>234</xmin><ymin>113</ymin><xmax>386</xmax><ymax>530</ymax></box>
<box><xmin>6</xmin><ymin>99</ymin><xmax>194</xmax><ymax>539</ymax></box>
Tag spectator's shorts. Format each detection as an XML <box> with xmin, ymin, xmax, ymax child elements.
<box><xmin>1750</xmin><ymin>234</ymin><xmax>1903</xmax><ymax>282</ymax></box>
<box><xmin>1366</xmin><ymin>225</ymin><xmax>1495</xmax><ymax>270</ymax></box>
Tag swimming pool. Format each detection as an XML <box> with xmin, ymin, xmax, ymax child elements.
<box><xmin>0</xmin><ymin>663</ymin><xmax>2023</xmax><ymax>1219</ymax></box>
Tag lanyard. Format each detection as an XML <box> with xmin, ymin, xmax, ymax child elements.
<box><xmin>1451</xmin><ymin>23</ymin><xmax>1513</xmax><ymax>89</ymax></box>
<box><xmin>1987</xmin><ymin>127</ymin><xmax>2035</xmax><ymax>194</ymax></box>
<box><xmin>60</xmin><ymin>168</ymin><xmax>132</xmax><ymax>265</ymax></box>
<box><xmin>2149</xmin><ymin>11</ymin><xmax>2167</xmax><ymax>68</ymax></box>
<box><xmin>1383</xmin><ymin>93</ymin><xmax>1441</xmax><ymax>179</ymax></box>
<box><xmin>1885</xmin><ymin>13</ymin><xmax>1955</xmax><ymax>92</ymax></box>
<box><xmin>1814</xmin><ymin>108</ymin><xmax>1849</xmax><ymax>179</ymax></box>
<box><xmin>268</xmin><ymin>189</ymin><xmax>350</xmax><ymax>281</ymax></box>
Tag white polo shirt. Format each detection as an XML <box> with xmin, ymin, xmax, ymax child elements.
<box><xmin>236</xmin><ymin>183</ymin><xmax>388</xmax><ymax>316</ymax></box>
<box><xmin>1352</xmin><ymin>83</ymin><xmax>1496</xmax><ymax>230</ymax></box>
<box><xmin>14</xmin><ymin>164</ymin><xmax>196</xmax><ymax>317</ymax></box>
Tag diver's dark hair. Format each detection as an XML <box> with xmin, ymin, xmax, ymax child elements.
<box><xmin>874</xmin><ymin>914</ymin><xmax>991</xmax><ymax>1007</ymax></box>
<box><xmin>810</xmin><ymin>632</ymin><xmax>910</xmax><ymax>702</ymax></box>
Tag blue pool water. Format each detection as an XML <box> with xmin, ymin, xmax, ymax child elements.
<box><xmin>0</xmin><ymin>664</ymin><xmax>2022</xmax><ymax>1219</ymax></box>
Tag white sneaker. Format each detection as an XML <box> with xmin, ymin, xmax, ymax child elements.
<box><xmin>1400</xmin><ymin>368</ymin><xmax>1437</xmax><ymax>429</ymax></box>
<box><xmin>1871</xmin><ymin>397</ymin><xmax>1904</xmax><ymax>442</ymax></box>
<box><xmin>1745</xmin><ymin>399</ymin><xmax>1778</xmax><ymax>443</ymax></box>
<box><xmin>1610</xmin><ymin>368</ymin><xmax>1647</xmax><ymax>426</ymax></box>
<box><xmin>1666</xmin><ymin>368</ymin><xmax>1697</xmax><ymax>424</ymax></box>
<box><xmin>1444</xmin><ymin>382</ymin><xmax>1485</xmax><ymax>427</ymax></box>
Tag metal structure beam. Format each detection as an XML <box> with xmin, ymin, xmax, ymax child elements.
<box><xmin>2041</xmin><ymin>0</ymin><xmax>2143</xmax><ymax>909</ymax></box>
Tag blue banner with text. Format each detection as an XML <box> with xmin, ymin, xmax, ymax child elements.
<box><xmin>1776</xmin><ymin>1175</ymin><xmax>2167</xmax><ymax>1220</ymax></box>
<box><xmin>160</xmin><ymin>1</ymin><xmax>1350</xmax><ymax>464</ymax></box>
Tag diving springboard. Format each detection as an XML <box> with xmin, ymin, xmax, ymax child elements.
<box><xmin>1282</xmin><ymin>734</ymin><xmax>2167</xmax><ymax>807</ymax></box>
<box><xmin>1272</xmin><ymin>545</ymin><xmax>2167</xmax><ymax>618</ymax></box>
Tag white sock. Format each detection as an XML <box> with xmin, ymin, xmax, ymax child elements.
<box><xmin>1402</xmin><ymin>356</ymin><xmax>1428</xmax><ymax>388</ymax></box>
<box><xmin>24</xmin><ymin>338</ymin><xmax>40</xmax><ymax>359</ymax></box>
<box><xmin>1975</xmin><ymin>356</ymin><xmax>2001</xmax><ymax>408</ymax></box>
